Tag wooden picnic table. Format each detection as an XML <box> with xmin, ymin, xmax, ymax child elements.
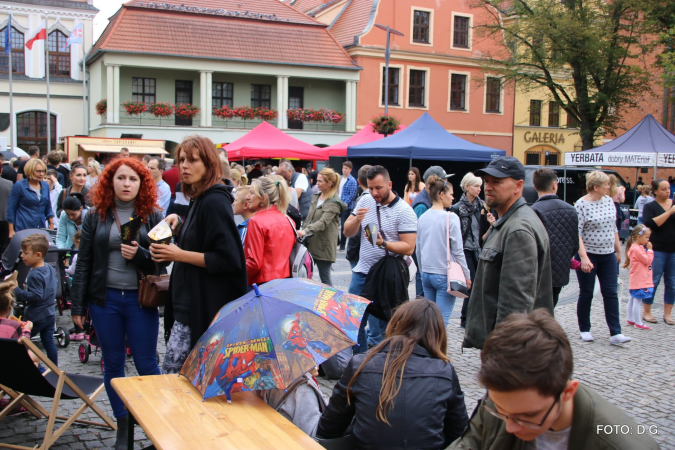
<box><xmin>112</xmin><ymin>374</ymin><xmax>324</xmax><ymax>450</ymax></box>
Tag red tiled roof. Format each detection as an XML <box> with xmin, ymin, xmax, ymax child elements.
<box><xmin>90</xmin><ymin>1</ymin><xmax>358</xmax><ymax>70</ymax></box>
<box><xmin>329</xmin><ymin>0</ymin><xmax>377</xmax><ymax>47</ymax></box>
<box><xmin>126</xmin><ymin>0</ymin><xmax>324</xmax><ymax>26</ymax></box>
<box><xmin>288</xmin><ymin>0</ymin><xmax>330</xmax><ymax>14</ymax></box>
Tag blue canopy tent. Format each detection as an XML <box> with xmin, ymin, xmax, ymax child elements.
<box><xmin>347</xmin><ymin>112</ymin><xmax>506</xmax><ymax>162</ymax></box>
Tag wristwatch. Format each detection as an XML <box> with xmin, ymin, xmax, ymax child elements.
<box><xmin>378</xmin><ymin>239</ymin><xmax>387</xmax><ymax>250</ymax></box>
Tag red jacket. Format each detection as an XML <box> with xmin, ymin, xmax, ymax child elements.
<box><xmin>245</xmin><ymin>208</ymin><xmax>296</xmax><ymax>286</ymax></box>
<box><xmin>162</xmin><ymin>166</ymin><xmax>180</xmax><ymax>196</ymax></box>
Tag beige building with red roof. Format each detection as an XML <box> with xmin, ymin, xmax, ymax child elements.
<box><xmin>87</xmin><ymin>0</ymin><xmax>360</xmax><ymax>149</ymax></box>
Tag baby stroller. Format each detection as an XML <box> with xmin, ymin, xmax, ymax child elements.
<box><xmin>79</xmin><ymin>312</ymin><xmax>160</xmax><ymax>373</ymax></box>
<box><xmin>2</xmin><ymin>229</ymin><xmax>72</xmax><ymax>348</ymax></box>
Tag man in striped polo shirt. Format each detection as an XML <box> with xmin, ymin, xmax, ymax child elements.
<box><xmin>343</xmin><ymin>165</ymin><xmax>418</xmax><ymax>353</ymax></box>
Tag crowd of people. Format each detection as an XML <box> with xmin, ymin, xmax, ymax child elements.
<box><xmin>1</xmin><ymin>137</ymin><xmax>670</xmax><ymax>450</ymax></box>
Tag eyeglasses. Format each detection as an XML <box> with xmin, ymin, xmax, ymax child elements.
<box><xmin>34</xmin><ymin>170</ymin><xmax>46</xmax><ymax>174</ymax></box>
<box><xmin>481</xmin><ymin>389</ymin><xmax>563</xmax><ymax>430</ymax></box>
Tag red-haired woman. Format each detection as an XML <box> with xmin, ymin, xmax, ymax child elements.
<box><xmin>150</xmin><ymin>135</ymin><xmax>247</xmax><ymax>374</ymax></box>
<box><xmin>71</xmin><ymin>157</ymin><xmax>164</xmax><ymax>449</ymax></box>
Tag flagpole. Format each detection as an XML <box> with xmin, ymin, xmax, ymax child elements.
<box><xmin>82</xmin><ymin>31</ymin><xmax>87</xmax><ymax>135</ymax></box>
<box><xmin>8</xmin><ymin>14</ymin><xmax>13</xmax><ymax>152</ymax></box>
<box><xmin>45</xmin><ymin>15</ymin><xmax>51</xmax><ymax>153</ymax></box>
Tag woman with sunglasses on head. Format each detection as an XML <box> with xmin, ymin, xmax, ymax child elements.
<box><xmin>244</xmin><ymin>176</ymin><xmax>296</xmax><ymax>286</ymax></box>
<box><xmin>317</xmin><ymin>300</ymin><xmax>468</xmax><ymax>449</ymax></box>
<box><xmin>7</xmin><ymin>159</ymin><xmax>55</xmax><ymax>238</ymax></box>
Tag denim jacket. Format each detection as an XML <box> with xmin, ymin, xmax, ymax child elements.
<box><xmin>7</xmin><ymin>180</ymin><xmax>54</xmax><ymax>231</ymax></box>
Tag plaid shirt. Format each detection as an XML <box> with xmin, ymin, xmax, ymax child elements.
<box><xmin>0</xmin><ymin>318</ymin><xmax>30</xmax><ymax>339</ymax></box>
<box><xmin>340</xmin><ymin>175</ymin><xmax>358</xmax><ymax>210</ymax></box>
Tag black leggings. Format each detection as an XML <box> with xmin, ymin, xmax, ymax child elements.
<box><xmin>315</xmin><ymin>260</ymin><xmax>333</xmax><ymax>286</ymax></box>
<box><xmin>460</xmin><ymin>249</ymin><xmax>480</xmax><ymax>326</ymax></box>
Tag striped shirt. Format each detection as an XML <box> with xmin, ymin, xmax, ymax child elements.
<box><xmin>352</xmin><ymin>194</ymin><xmax>418</xmax><ymax>274</ymax></box>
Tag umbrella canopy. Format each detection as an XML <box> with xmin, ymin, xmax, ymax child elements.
<box><xmin>348</xmin><ymin>112</ymin><xmax>505</xmax><ymax>161</ymax></box>
<box><xmin>225</xmin><ymin>121</ymin><xmax>329</xmax><ymax>160</ymax></box>
<box><xmin>0</xmin><ymin>151</ymin><xmax>17</xmax><ymax>160</ymax></box>
<box><xmin>180</xmin><ymin>278</ymin><xmax>370</xmax><ymax>401</ymax></box>
<box><xmin>7</xmin><ymin>147</ymin><xmax>28</xmax><ymax>159</ymax></box>
<box><xmin>325</xmin><ymin>123</ymin><xmax>407</xmax><ymax>157</ymax></box>
<box><xmin>564</xmin><ymin>114</ymin><xmax>675</xmax><ymax>167</ymax></box>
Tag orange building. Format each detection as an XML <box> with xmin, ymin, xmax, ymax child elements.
<box><xmin>291</xmin><ymin>0</ymin><xmax>516</xmax><ymax>154</ymax></box>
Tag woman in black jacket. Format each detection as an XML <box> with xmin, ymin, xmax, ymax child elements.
<box><xmin>71</xmin><ymin>157</ymin><xmax>164</xmax><ymax>450</ymax></box>
<box><xmin>317</xmin><ymin>300</ymin><xmax>468</xmax><ymax>449</ymax></box>
<box><xmin>150</xmin><ymin>135</ymin><xmax>247</xmax><ymax>374</ymax></box>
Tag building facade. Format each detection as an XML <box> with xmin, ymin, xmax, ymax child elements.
<box><xmin>87</xmin><ymin>0</ymin><xmax>360</xmax><ymax>152</ymax></box>
<box><xmin>292</xmin><ymin>0</ymin><xmax>516</xmax><ymax>154</ymax></box>
<box><xmin>0</xmin><ymin>0</ymin><xmax>96</xmax><ymax>154</ymax></box>
<box><xmin>512</xmin><ymin>84</ymin><xmax>588</xmax><ymax>167</ymax></box>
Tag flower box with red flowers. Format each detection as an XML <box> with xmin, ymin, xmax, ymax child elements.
<box><xmin>175</xmin><ymin>103</ymin><xmax>200</xmax><ymax>119</ymax></box>
<box><xmin>287</xmin><ymin>108</ymin><xmax>345</xmax><ymax>124</ymax></box>
<box><xmin>371</xmin><ymin>114</ymin><xmax>401</xmax><ymax>135</ymax></box>
<box><xmin>255</xmin><ymin>107</ymin><xmax>278</xmax><ymax>121</ymax></box>
<box><xmin>149</xmin><ymin>102</ymin><xmax>174</xmax><ymax>118</ymax></box>
<box><xmin>96</xmin><ymin>99</ymin><xmax>107</xmax><ymax>116</ymax></box>
<box><xmin>213</xmin><ymin>105</ymin><xmax>236</xmax><ymax>119</ymax></box>
<box><xmin>122</xmin><ymin>101</ymin><xmax>147</xmax><ymax>116</ymax></box>
<box><xmin>234</xmin><ymin>106</ymin><xmax>256</xmax><ymax>120</ymax></box>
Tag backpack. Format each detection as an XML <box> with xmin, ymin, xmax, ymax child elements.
<box><xmin>286</xmin><ymin>216</ymin><xmax>314</xmax><ymax>279</ymax></box>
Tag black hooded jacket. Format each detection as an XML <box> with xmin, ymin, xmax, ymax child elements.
<box><xmin>164</xmin><ymin>183</ymin><xmax>248</xmax><ymax>347</ymax></box>
<box><xmin>318</xmin><ymin>344</ymin><xmax>468</xmax><ymax>449</ymax></box>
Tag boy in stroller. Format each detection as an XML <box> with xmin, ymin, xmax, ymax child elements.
<box><xmin>12</xmin><ymin>234</ymin><xmax>59</xmax><ymax>365</ymax></box>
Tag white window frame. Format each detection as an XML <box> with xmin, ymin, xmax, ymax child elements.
<box><xmin>447</xmin><ymin>70</ymin><xmax>471</xmax><ymax>113</ymax></box>
<box><xmin>483</xmin><ymin>74</ymin><xmax>504</xmax><ymax>115</ymax></box>
<box><xmin>378</xmin><ymin>63</ymin><xmax>405</xmax><ymax>109</ymax></box>
<box><xmin>406</xmin><ymin>66</ymin><xmax>430</xmax><ymax>110</ymax></box>
<box><xmin>410</xmin><ymin>7</ymin><xmax>434</xmax><ymax>47</ymax></box>
<box><xmin>450</xmin><ymin>13</ymin><xmax>473</xmax><ymax>51</ymax></box>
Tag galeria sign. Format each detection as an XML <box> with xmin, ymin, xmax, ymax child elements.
<box><xmin>564</xmin><ymin>152</ymin><xmax>658</xmax><ymax>167</ymax></box>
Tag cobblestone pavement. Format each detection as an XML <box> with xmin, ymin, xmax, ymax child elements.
<box><xmin>2</xmin><ymin>250</ymin><xmax>672</xmax><ymax>449</ymax></box>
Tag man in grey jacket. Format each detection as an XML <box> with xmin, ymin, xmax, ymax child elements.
<box><xmin>463</xmin><ymin>157</ymin><xmax>553</xmax><ymax>350</ymax></box>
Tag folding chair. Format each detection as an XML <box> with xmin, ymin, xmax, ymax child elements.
<box><xmin>0</xmin><ymin>337</ymin><xmax>116</xmax><ymax>450</ymax></box>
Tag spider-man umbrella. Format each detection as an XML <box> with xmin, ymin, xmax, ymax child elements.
<box><xmin>180</xmin><ymin>278</ymin><xmax>370</xmax><ymax>402</ymax></box>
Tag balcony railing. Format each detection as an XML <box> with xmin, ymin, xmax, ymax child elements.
<box><xmin>98</xmin><ymin>104</ymin><xmax>347</xmax><ymax>132</ymax></box>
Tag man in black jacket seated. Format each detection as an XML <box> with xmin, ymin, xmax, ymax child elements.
<box><xmin>530</xmin><ymin>168</ymin><xmax>579</xmax><ymax>307</ymax></box>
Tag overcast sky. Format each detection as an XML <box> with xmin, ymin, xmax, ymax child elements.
<box><xmin>93</xmin><ymin>0</ymin><xmax>127</xmax><ymax>40</ymax></box>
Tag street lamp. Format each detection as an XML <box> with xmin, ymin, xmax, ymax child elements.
<box><xmin>374</xmin><ymin>24</ymin><xmax>404</xmax><ymax>115</ymax></box>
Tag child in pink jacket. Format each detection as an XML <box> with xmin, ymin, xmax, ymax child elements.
<box><xmin>623</xmin><ymin>225</ymin><xmax>654</xmax><ymax>330</ymax></box>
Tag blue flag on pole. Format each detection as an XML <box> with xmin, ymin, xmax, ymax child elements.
<box><xmin>61</xmin><ymin>23</ymin><xmax>83</xmax><ymax>52</ymax></box>
<box><xmin>3</xmin><ymin>14</ymin><xmax>11</xmax><ymax>55</ymax></box>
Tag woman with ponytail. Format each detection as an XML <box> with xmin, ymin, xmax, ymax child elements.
<box><xmin>244</xmin><ymin>175</ymin><xmax>296</xmax><ymax>286</ymax></box>
<box><xmin>317</xmin><ymin>300</ymin><xmax>468</xmax><ymax>448</ymax></box>
<box><xmin>55</xmin><ymin>192</ymin><xmax>88</xmax><ymax>249</ymax></box>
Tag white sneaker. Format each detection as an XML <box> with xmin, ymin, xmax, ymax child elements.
<box><xmin>580</xmin><ymin>332</ymin><xmax>594</xmax><ymax>342</ymax></box>
<box><xmin>609</xmin><ymin>334</ymin><xmax>631</xmax><ymax>345</ymax></box>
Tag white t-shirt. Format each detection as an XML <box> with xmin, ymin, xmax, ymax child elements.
<box><xmin>292</xmin><ymin>173</ymin><xmax>309</xmax><ymax>191</ymax></box>
<box><xmin>575</xmin><ymin>195</ymin><xmax>617</xmax><ymax>254</ymax></box>
<box><xmin>352</xmin><ymin>194</ymin><xmax>418</xmax><ymax>274</ymax></box>
<box><xmin>156</xmin><ymin>180</ymin><xmax>171</xmax><ymax>217</ymax></box>
<box><xmin>338</xmin><ymin>176</ymin><xmax>347</xmax><ymax>197</ymax></box>
<box><xmin>526</xmin><ymin>426</ymin><xmax>571</xmax><ymax>450</ymax></box>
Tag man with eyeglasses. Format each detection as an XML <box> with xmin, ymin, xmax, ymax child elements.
<box><xmin>448</xmin><ymin>309</ymin><xmax>659</xmax><ymax>449</ymax></box>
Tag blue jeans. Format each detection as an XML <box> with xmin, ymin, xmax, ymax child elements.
<box><xmin>411</xmin><ymin>250</ymin><xmax>424</xmax><ymax>297</ymax></box>
<box><xmin>31</xmin><ymin>315</ymin><xmax>57</xmax><ymax>366</ymax></box>
<box><xmin>576</xmin><ymin>252</ymin><xmax>622</xmax><ymax>336</ymax></box>
<box><xmin>644</xmin><ymin>251</ymin><xmax>675</xmax><ymax>305</ymax></box>
<box><xmin>89</xmin><ymin>288</ymin><xmax>161</xmax><ymax>418</ymax></box>
<box><xmin>349</xmin><ymin>271</ymin><xmax>386</xmax><ymax>354</ymax></box>
<box><xmin>421</xmin><ymin>272</ymin><xmax>456</xmax><ymax>325</ymax></box>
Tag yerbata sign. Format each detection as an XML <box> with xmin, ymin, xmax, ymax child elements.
<box><xmin>565</xmin><ymin>152</ymin><xmax>658</xmax><ymax>167</ymax></box>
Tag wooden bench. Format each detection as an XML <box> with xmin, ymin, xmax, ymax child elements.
<box><xmin>112</xmin><ymin>374</ymin><xmax>324</xmax><ymax>449</ymax></box>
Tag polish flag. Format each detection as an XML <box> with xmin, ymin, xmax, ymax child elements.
<box><xmin>25</xmin><ymin>20</ymin><xmax>48</xmax><ymax>50</ymax></box>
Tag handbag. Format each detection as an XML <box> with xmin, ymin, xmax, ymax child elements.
<box><xmin>112</xmin><ymin>208</ymin><xmax>169</xmax><ymax>307</ymax></box>
<box><xmin>446</xmin><ymin>212</ymin><xmax>469</xmax><ymax>298</ymax></box>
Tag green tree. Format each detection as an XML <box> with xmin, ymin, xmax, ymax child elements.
<box><xmin>470</xmin><ymin>0</ymin><xmax>658</xmax><ymax>149</ymax></box>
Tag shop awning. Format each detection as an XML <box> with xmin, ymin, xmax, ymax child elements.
<box><xmin>79</xmin><ymin>144</ymin><xmax>168</xmax><ymax>155</ymax></box>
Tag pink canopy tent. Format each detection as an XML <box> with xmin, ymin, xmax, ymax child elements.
<box><xmin>325</xmin><ymin>123</ymin><xmax>407</xmax><ymax>157</ymax></box>
<box><xmin>225</xmin><ymin>122</ymin><xmax>329</xmax><ymax>160</ymax></box>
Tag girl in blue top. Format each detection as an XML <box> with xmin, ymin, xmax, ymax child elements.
<box><xmin>56</xmin><ymin>193</ymin><xmax>88</xmax><ymax>249</ymax></box>
<box><xmin>7</xmin><ymin>159</ymin><xmax>55</xmax><ymax>237</ymax></box>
